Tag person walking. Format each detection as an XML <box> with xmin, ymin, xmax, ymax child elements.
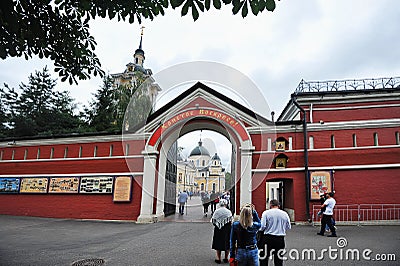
<box><xmin>201</xmin><ymin>191</ymin><xmax>211</xmax><ymax>217</ymax></box>
<box><xmin>211</xmin><ymin>199</ymin><xmax>233</xmax><ymax>264</ymax></box>
<box><xmin>317</xmin><ymin>192</ymin><xmax>337</xmax><ymax>237</ymax></box>
<box><xmin>259</xmin><ymin>200</ymin><xmax>291</xmax><ymax>266</ymax></box>
<box><xmin>177</xmin><ymin>190</ymin><xmax>188</xmax><ymax>215</ymax></box>
<box><xmin>230</xmin><ymin>204</ymin><xmax>261</xmax><ymax>266</ymax></box>
<box><xmin>210</xmin><ymin>191</ymin><xmax>218</xmax><ymax>214</ymax></box>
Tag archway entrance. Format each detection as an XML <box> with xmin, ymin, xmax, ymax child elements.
<box><xmin>137</xmin><ymin>111</ymin><xmax>253</xmax><ymax>223</ymax></box>
<box><xmin>163</xmin><ymin>130</ymin><xmax>234</xmax><ymax>221</ymax></box>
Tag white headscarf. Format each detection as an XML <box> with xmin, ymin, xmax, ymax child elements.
<box><xmin>211</xmin><ymin>200</ymin><xmax>232</xmax><ymax>229</ymax></box>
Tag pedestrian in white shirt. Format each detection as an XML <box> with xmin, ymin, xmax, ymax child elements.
<box><xmin>317</xmin><ymin>192</ymin><xmax>337</xmax><ymax>237</ymax></box>
<box><xmin>259</xmin><ymin>200</ymin><xmax>291</xmax><ymax>266</ymax></box>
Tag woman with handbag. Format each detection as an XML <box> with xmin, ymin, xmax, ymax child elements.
<box><xmin>229</xmin><ymin>204</ymin><xmax>261</xmax><ymax>266</ymax></box>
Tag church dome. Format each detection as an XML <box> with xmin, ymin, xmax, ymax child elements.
<box><xmin>211</xmin><ymin>153</ymin><xmax>221</xmax><ymax>161</ymax></box>
<box><xmin>189</xmin><ymin>140</ymin><xmax>210</xmax><ymax>157</ymax></box>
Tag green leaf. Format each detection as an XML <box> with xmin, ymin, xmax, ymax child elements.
<box><xmin>182</xmin><ymin>1</ymin><xmax>190</xmax><ymax>16</ymax></box>
<box><xmin>232</xmin><ymin>0</ymin><xmax>244</xmax><ymax>15</ymax></box>
<box><xmin>265</xmin><ymin>0</ymin><xmax>275</xmax><ymax>11</ymax></box>
<box><xmin>171</xmin><ymin>0</ymin><xmax>185</xmax><ymax>8</ymax></box>
<box><xmin>205</xmin><ymin>0</ymin><xmax>211</xmax><ymax>10</ymax></box>
<box><xmin>196</xmin><ymin>0</ymin><xmax>205</xmax><ymax>12</ymax></box>
<box><xmin>241</xmin><ymin>1</ymin><xmax>248</xmax><ymax>17</ymax></box>
<box><xmin>250</xmin><ymin>0</ymin><xmax>258</xmax><ymax>15</ymax></box>
<box><xmin>213</xmin><ymin>0</ymin><xmax>222</xmax><ymax>9</ymax></box>
<box><xmin>192</xmin><ymin>4</ymin><xmax>200</xmax><ymax>20</ymax></box>
<box><xmin>258</xmin><ymin>0</ymin><xmax>266</xmax><ymax>11</ymax></box>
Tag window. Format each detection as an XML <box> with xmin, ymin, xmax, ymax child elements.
<box><xmin>267</xmin><ymin>138</ymin><xmax>272</xmax><ymax>151</ymax></box>
<box><xmin>125</xmin><ymin>144</ymin><xmax>130</xmax><ymax>155</ymax></box>
<box><xmin>37</xmin><ymin>148</ymin><xmax>40</xmax><ymax>159</ymax></box>
<box><xmin>212</xmin><ymin>183</ymin><xmax>216</xmax><ymax>191</ymax></box>
<box><xmin>309</xmin><ymin>136</ymin><xmax>314</xmax><ymax>149</ymax></box>
<box><xmin>64</xmin><ymin>147</ymin><xmax>68</xmax><ymax>158</ymax></box>
<box><xmin>396</xmin><ymin>132</ymin><xmax>399</xmax><ymax>145</ymax></box>
<box><xmin>79</xmin><ymin>146</ymin><xmax>82</xmax><ymax>158</ymax></box>
<box><xmin>50</xmin><ymin>147</ymin><xmax>54</xmax><ymax>159</ymax></box>
<box><xmin>109</xmin><ymin>145</ymin><xmax>113</xmax><ymax>156</ymax></box>
<box><xmin>178</xmin><ymin>173</ymin><xmax>182</xmax><ymax>183</ymax></box>
<box><xmin>202</xmin><ymin>173</ymin><xmax>205</xmax><ymax>177</ymax></box>
<box><xmin>331</xmin><ymin>135</ymin><xmax>335</xmax><ymax>148</ymax></box>
<box><xmin>24</xmin><ymin>149</ymin><xmax>28</xmax><ymax>160</ymax></box>
<box><xmin>202</xmin><ymin>160</ymin><xmax>205</xmax><ymax>166</ymax></box>
<box><xmin>12</xmin><ymin>149</ymin><xmax>15</xmax><ymax>160</ymax></box>
<box><xmin>352</xmin><ymin>134</ymin><xmax>357</xmax><ymax>147</ymax></box>
<box><xmin>201</xmin><ymin>183</ymin><xmax>204</xmax><ymax>191</ymax></box>
<box><xmin>94</xmin><ymin>146</ymin><xmax>98</xmax><ymax>157</ymax></box>
<box><xmin>374</xmin><ymin>133</ymin><xmax>379</xmax><ymax>146</ymax></box>
<box><xmin>288</xmin><ymin>137</ymin><xmax>293</xmax><ymax>150</ymax></box>
<box><xmin>0</xmin><ymin>150</ymin><xmax>3</xmax><ymax>160</ymax></box>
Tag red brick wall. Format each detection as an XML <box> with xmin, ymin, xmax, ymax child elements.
<box><xmin>0</xmin><ymin>139</ymin><xmax>145</xmax><ymax>221</ymax></box>
<box><xmin>0</xmin><ymin>176</ymin><xmax>142</xmax><ymax>220</ymax></box>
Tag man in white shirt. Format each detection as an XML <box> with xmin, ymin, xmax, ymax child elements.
<box><xmin>317</xmin><ymin>192</ymin><xmax>337</xmax><ymax>237</ymax></box>
<box><xmin>177</xmin><ymin>191</ymin><xmax>188</xmax><ymax>215</ymax></box>
<box><xmin>259</xmin><ymin>199</ymin><xmax>291</xmax><ymax>266</ymax></box>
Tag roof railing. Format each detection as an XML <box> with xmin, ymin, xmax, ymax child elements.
<box><xmin>295</xmin><ymin>77</ymin><xmax>400</xmax><ymax>94</ymax></box>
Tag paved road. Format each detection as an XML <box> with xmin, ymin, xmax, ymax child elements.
<box><xmin>0</xmin><ymin>200</ymin><xmax>399</xmax><ymax>266</ymax></box>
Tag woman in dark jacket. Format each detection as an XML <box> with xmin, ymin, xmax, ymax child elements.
<box><xmin>230</xmin><ymin>204</ymin><xmax>261</xmax><ymax>266</ymax></box>
<box><xmin>211</xmin><ymin>199</ymin><xmax>232</xmax><ymax>263</ymax></box>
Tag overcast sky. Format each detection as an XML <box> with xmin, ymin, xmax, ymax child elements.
<box><xmin>1</xmin><ymin>0</ymin><xmax>399</xmax><ymax>169</ymax></box>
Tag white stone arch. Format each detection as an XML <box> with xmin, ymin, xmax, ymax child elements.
<box><xmin>137</xmin><ymin>111</ymin><xmax>254</xmax><ymax>223</ymax></box>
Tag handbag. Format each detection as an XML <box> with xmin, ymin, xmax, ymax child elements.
<box><xmin>229</xmin><ymin>258</ymin><xmax>238</xmax><ymax>266</ymax></box>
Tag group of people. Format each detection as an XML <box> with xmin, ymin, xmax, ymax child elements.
<box><xmin>201</xmin><ymin>191</ymin><xmax>231</xmax><ymax>217</ymax></box>
<box><xmin>210</xmin><ymin>192</ymin><xmax>337</xmax><ymax>265</ymax></box>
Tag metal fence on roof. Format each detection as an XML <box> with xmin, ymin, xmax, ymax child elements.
<box><xmin>295</xmin><ymin>77</ymin><xmax>400</xmax><ymax>94</ymax></box>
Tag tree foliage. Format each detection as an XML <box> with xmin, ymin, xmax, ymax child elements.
<box><xmin>83</xmin><ymin>75</ymin><xmax>119</xmax><ymax>132</ymax></box>
<box><xmin>0</xmin><ymin>67</ymin><xmax>82</xmax><ymax>137</ymax></box>
<box><xmin>0</xmin><ymin>0</ymin><xmax>277</xmax><ymax>84</ymax></box>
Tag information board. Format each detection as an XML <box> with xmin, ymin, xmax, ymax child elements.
<box><xmin>20</xmin><ymin>178</ymin><xmax>48</xmax><ymax>193</ymax></box>
<box><xmin>0</xmin><ymin>178</ymin><xmax>20</xmax><ymax>193</ymax></box>
<box><xmin>48</xmin><ymin>177</ymin><xmax>80</xmax><ymax>193</ymax></box>
<box><xmin>113</xmin><ymin>176</ymin><xmax>132</xmax><ymax>202</ymax></box>
<box><xmin>310</xmin><ymin>171</ymin><xmax>332</xmax><ymax>200</ymax></box>
<box><xmin>79</xmin><ymin>176</ymin><xmax>113</xmax><ymax>193</ymax></box>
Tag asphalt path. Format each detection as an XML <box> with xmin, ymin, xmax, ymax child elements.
<box><xmin>0</xmin><ymin>199</ymin><xmax>399</xmax><ymax>266</ymax></box>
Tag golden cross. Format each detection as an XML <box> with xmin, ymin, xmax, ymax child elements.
<box><xmin>140</xmin><ymin>25</ymin><xmax>145</xmax><ymax>36</ymax></box>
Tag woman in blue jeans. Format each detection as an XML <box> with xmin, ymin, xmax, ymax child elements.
<box><xmin>230</xmin><ymin>204</ymin><xmax>261</xmax><ymax>266</ymax></box>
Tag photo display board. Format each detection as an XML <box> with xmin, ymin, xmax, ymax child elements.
<box><xmin>113</xmin><ymin>176</ymin><xmax>132</xmax><ymax>202</ymax></box>
<box><xmin>20</xmin><ymin>178</ymin><xmax>48</xmax><ymax>193</ymax></box>
<box><xmin>49</xmin><ymin>177</ymin><xmax>80</xmax><ymax>193</ymax></box>
<box><xmin>79</xmin><ymin>176</ymin><xmax>113</xmax><ymax>193</ymax></box>
<box><xmin>0</xmin><ymin>178</ymin><xmax>20</xmax><ymax>193</ymax></box>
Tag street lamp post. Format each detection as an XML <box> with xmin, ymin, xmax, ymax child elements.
<box><xmin>184</xmin><ymin>164</ymin><xmax>186</xmax><ymax>191</ymax></box>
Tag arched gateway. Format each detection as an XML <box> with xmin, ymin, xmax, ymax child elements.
<box><xmin>136</xmin><ymin>82</ymin><xmax>273</xmax><ymax>223</ymax></box>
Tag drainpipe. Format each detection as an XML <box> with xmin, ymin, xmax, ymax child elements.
<box><xmin>291</xmin><ymin>95</ymin><xmax>311</xmax><ymax>222</ymax></box>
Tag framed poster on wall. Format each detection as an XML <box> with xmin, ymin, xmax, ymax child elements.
<box><xmin>79</xmin><ymin>176</ymin><xmax>113</xmax><ymax>194</ymax></box>
<box><xmin>20</xmin><ymin>178</ymin><xmax>48</xmax><ymax>193</ymax></box>
<box><xmin>113</xmin><ymin>176</ymin><xmax>132</xmax><ymax>202</ymax></box>
<box><xmin>48</xmin><ymin>177</ymin><xmax>80</xmax><ymax>193</ymax></box>
<box><xmin>0</xmin><ymin>178</ymin><xmax>20</xmax><ymax>193</ymax></box>
<box><xmin>310</xmin><ymin>171</ymin><xmax>332</xmax><ymax>200</ymax></box>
